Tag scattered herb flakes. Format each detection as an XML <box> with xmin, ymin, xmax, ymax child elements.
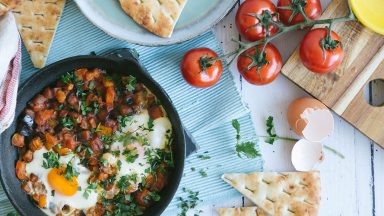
<box><xmin>42</xmin><ymin>151</ymin><xmax>61</xmax><ymax>169</ymax></box>
<box><xmin>265</xmin><ymin>116</ymin><xmax>278</xmax><ymax>144</ymax></box>
<box><xmin>177</xmin><ymin>188</ymin><xmax>201</xmax><ymax>216</ymax></box>
<box><xmin>197</xmin><ymin>154</ymin><xmax>211</xmax><ymax>160</ymax></box>
<box><xmin>198</xmin><ymin>169</ymin><xmax>208</xmax><ymax>178</ymax></box>
<box><xmin>232</xmin><ymin>119</ymin><xmax>261</xmax><ymax>159</ymax></box>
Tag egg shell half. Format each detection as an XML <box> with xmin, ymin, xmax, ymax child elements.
<box><xmin>287</xmin><ymin>97</ymin><xmax>334</xmax><ymax>142</ymax></box>
<box><xmin>291</xmin><ymin>139</ymin><xmax>324</xmax><ymax>171</ymax></box>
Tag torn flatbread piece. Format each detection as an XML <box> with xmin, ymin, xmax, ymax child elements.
<box><xmin>217</xmin><ymin>207</ymin><xmax>268</xmax><ymax>216</ymax></box>
<box><xmin>0</xmin><ymin>0</ymin><xmax>21</xmax><ymax>16</ymax></box>
<box><xmin>119</xmin><ymin>0</ymin><xmax>187</xmax><ymax>38</ymax></box>
<box><xmin>222</xmin><ymin>172</ymin><xmax>321</xmax><ymax>216</ymax></box>
<box><xmin>13</xmin><ymin>0</ymin><xmax>66</xmax><ymax>68</ymax></box>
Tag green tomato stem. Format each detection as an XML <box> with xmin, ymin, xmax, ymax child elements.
<box><xmin>227</xmin><ymin>3</ymin><xmax>356</xmax><ymax>65</ymax></box>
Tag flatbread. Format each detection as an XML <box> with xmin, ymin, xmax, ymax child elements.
<box><xmin>222</xmin><ymin>172</ymin><xmax>321</xmax><ymax>216</ymax></box>
<box><xmin>0</xmin><ymin>0</ymin><xmax>21</xmax><ymax>16</ymax></box>
<box><xmin>119</xmin><ymin>0</ymin><xmax>187</xmax><ymax>38</ymax></box>
<box><xmin>12</xmin><ymin>0</ymin><xmax>66</xmax><ymax>68</ymax></box>
<box><xmin>217</xmin><ymin>207</ymin><xmax>268</xmax><ymax>216</ymax></box>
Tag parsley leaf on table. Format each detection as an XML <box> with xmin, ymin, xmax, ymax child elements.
<box><xmin>235</xmin><ymin>141</ymin><xmax>261</xmax><ymax>159</ymax></box>
<box><xmin>232</xmin><ymin>119</ymin><xmax>261</xmax><ymax>159</ymax></box>
<box><xmin>265</xmin><ymin>116</ymin><xmax>278</xmax><ymax>144</ymax></box>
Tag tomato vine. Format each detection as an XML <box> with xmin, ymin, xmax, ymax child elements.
<box><xmin>205</xmin><ymin>1</ymin><xmax>356</xmax><ymax>68</ymax></box>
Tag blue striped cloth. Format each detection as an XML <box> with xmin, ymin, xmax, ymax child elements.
<box><xmin>0</xmin><ymin>1</ymin><xmax>263</xmax><ymax>215</ymax></box>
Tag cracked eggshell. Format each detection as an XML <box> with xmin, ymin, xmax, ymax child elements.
<box><xmin>287</xmin><ymin>97</ymin><xmax>334</xmax><ymax>142</ymax></box>
<box><xmin>291</xmin><ymin>139</ymin><xmax>324</xmax><ymax>171</ymax></box>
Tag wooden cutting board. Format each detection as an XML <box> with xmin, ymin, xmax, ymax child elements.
<box><xmin>282</xmin><ymin>0</ymin><xmax>384</xmax><ymax>147</ymax></box>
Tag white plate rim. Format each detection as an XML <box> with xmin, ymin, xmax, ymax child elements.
<box><xmin>74</xmin><ymin>0</ymin><xmax>237</xmax><ymax>46</ymax></box>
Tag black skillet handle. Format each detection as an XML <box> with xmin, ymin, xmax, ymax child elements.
<box><xmin>103</xmin><ymin>48</ymin><xmax>198</xmax><ymax>156</ymax></box>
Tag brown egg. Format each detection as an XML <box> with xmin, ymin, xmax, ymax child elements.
<box><xmin>287</xmin><ymin>97</ymin><xmax>334</xmax><ymax>142</ymax></box>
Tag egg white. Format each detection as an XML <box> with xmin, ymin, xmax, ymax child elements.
<box><xmin>110</xmin><ymin>109</ymin><xmax>172</xmax><ymax>185</ymax></box>
<box><xmin>26</xmin><ymin>148</ymin><xmax>98</xmax><ymax>215</ymax></box>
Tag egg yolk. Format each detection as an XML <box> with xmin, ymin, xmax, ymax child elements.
<box><xmin>48</xmin><ymin>168</ymin><xmax>78</xmax><ymax>196</ymax></box>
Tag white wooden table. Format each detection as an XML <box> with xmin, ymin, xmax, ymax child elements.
<box><xmin>197</xmin><ymin>0</ymin><xmax>383</xmax><ymax>215</ymax></box>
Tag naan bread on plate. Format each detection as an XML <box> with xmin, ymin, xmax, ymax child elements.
<box><xmin>13</xmin><ymin>0</ymin><xmax>66</xmax><ymax>68</ymax></box>
<box><xmin>222</xmin><ymin>172</ymin><xmax>321</xmax><ymax>216</ymax></box>
<box><xmin>217</xmin><ymin>207</ymin><xmax>268</xmax><ymax>216</ymax></box>
<box><xmin>119</xmin><ymin>0</ymin><xmax>187</xmax><ymax>38</ymax></box>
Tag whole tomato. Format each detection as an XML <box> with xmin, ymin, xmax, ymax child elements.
<box><xmin>181</xmin><ymin>48</ymin><xmax>223</xmax><ymax>88</ymax></box>
<box><xmin>237</xmin><ymin>44</ymin><xmax>282</xmax><ymax>85</ymax></box>
<box><xmin>300</xmin><ymin>28</ymin><xmax>344</xmax><ymax>74</ymax></box>
<box><xmin>277</xmin><ymin>0</ymin><xmax>322</xmax><ymax>25</ymax></box>
<box><xmin>236</xmin><ymin>0</ymin><xmax>279</xmax><ymax>41</ymax></box>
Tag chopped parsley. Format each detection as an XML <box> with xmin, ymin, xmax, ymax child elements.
<box><xmin>79</xmin><ymin>101</ymin><xmax>92</xmax><ymax>116</ymax></box>
<box><xmin>116</xmin><ymin>175</ymin><xmax>131</xmax><ymax>189</ymax></box>
<box><xmin>102</xmin><ymin>192</ymin><xmax>143</xmax><ymax>215</ymax></box>
<box><xmin>101</xmin><ymin>175</ymin><xmax>116</xmax><ymax>187</ymax></box>
<box><xmin>177</xmin><ymin>188</ymin><xmax>201</xmax><ymax>216</ymax></box>
<box><xmin>197</xmin><ymin>154</ymin><xmax>211</xmax><ymax>160</ymax></box>
<box><xmin>64</xmin><ymin>159</ymin><xmax>80</xmax><ymax>180</ymax></box>
<box><xmin>118</xmin><ymin>115</ymin><xmax>133</xmax><ymax>128</ymax></box>
<box><xmin>42</xmin><ymin>151</ymin><xmax>61</xmax><ymax>169</ymax></box>
<box><xmin>148</xmin><ymin>191</ymin><xmax>161</xmax><ymax>202</ymax></box>
<box><xmin>198</xmin><ymin>169</ymin><xmax>208</xmax><ymax>177</ymax></box>
<box><xmin>125</xmin><ymin>75</ymin><xmax>137</xmax><ymax>92</ymax></box>
<box><xmin>83</xmin><ymin>182</ymin><xmax>97</xmax><ymax>199</ymax></box>
<box><xmin>123</xmin><ymin>149</ymin><xmax>139</xmax><ymax>163</ymax></box>
<box><xmin>61</xmin><ymin>72</ymin><xmax>74</xmax><ymax>84</ymax></box>
<box><xmin>139</xmin><ymin>119</ymin><xmax>154</xmax><ymax>132</ymax></box>
<box><xmin>60</xmin><ymin>117</ymin><xmax>74</xmax><ymax>129</ymax></box>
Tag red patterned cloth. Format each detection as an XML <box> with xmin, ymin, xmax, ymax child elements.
<box><xmin>0</xmin><ymin>42</ymin><xmax>21</xmax><ymax>132</ymax></box>
<box><xmin>0</xmin><ymin>12</ymin><xmax>21</xmax><ymax>133</ymax></box>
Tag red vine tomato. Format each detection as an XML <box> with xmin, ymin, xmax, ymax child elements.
<box><xmin>237</xmin><ymin>44</ymin><xmax>282</xmax><ymax>85</ymax></box>
<box><xmin>236</xmin><ymin>0</ymin><xmax>279</xmax><ymax>41</ymax></box>
<box><xmin>300</xmin><ymin>28</ymin><xmax>344</xmax><ymax>74</ymax></box>
<box><xmin>277</xmin><ymin>0</ymin><xmax>322</xmax><ymax>25</ymax></box>
<box><xmin>181</xmin><ymin>48</ymin><xmax>223</xmax><ymax>88</ymax></box>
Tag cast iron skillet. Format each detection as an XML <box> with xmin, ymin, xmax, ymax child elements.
<box><xmin>0</xmin><ymin>48</ymin><xmax>193</xmax><ymax>216</ymax></box>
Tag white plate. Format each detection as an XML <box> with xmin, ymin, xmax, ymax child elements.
<box><xmin>75</xmin><ymin>0</ymin><xmax>237</xmax><ymax>46</ymax></box>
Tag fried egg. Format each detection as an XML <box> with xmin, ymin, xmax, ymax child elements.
<box><xmin>108</xmin><ymin>109</ymin><xmax>172</xmax><ymax>185</ymax></box>
<box><xmin>26</xmin><ymin>148</ymin><xmax>98</xmax><ymax>215</ymax></box>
